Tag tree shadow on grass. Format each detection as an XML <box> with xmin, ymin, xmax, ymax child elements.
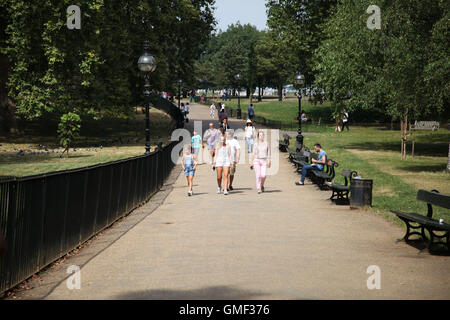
<box><xmin>395</xmin><ymin>164</ymin><xmax>447</xmax><ymax>173</ymax></box>
<box><xmin>114</xmin><ymin>285</ymin><xmax>267</xmax><ymax>300</ymax></box>
<box><xmin>346</xmin><ymin>140</ymin><xmax>449</xmax><ymax>157</ymax></box>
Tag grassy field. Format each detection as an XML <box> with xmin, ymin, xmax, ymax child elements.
<box><xmin>299</xmin><ymin>127</ymin><xmax>450</xmax><ymax>226</ymax></box>
<box><xmin>0</xmin><ymin>108</ymin><xmax>175</xmax><ymax>177</ymax></box>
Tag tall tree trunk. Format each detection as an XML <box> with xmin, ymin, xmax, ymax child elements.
<box><xmin>278</xmin><ymin>84</ymin><xmax>283</xmax><ymax>101</ymax></box>
<box><xmin>447</xmin><ymin>142</ymin><xmax>450</xmax><ymax>173</ymax></box>
<box><xmin>400</xmin><ymin>112</ymin><xmax>408</xmax><ymax>160</ymax></box>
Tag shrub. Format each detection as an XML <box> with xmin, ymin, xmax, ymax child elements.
<box><xmin>57</xmin><ymin>112</ymin><xmax>81</xmax><ymax>157</ymax></box>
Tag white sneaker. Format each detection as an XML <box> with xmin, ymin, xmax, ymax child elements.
<box><xmin>189</xmin><ymin>191</ymin><xmax>193</xmax><ymax>196</ymax></box>
<box><xmin>223</xmin><ymin>189</ymin><xmax>228</xmax><ymax>195</ymax></box>
<box><xmin>217</xmin><ymin>187</ymin><xmax>221</xmax><ymax>194</ymax></box>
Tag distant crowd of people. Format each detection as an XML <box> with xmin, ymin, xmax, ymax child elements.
<box><xmin>180</xmin><ymin>102</ymin><xmax>270</xmax><ymax>196</ymax></box>
<box><xmin>179</xmin><ymin>99</ymin><xmax>334</xmax><ymax>196</ymax></box>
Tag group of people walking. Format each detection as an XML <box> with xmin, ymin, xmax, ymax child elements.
<box><xmin>180</xmin><ymin>106</ymin><xmax>271</xmax><ymax>196</ymax></box>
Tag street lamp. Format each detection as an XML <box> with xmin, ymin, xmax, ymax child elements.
<box><xmin>177</xmin><ymin>79</ymin><xmax>183</xmax><ymax>109</ymax></box>
<box><xmin>294</xmin><ymin>69</ymin><xmax>305</xmax><ymax>151</ymax></box>
<box><xmin>138</xmin><ymin>40</ymin><xmax>156</xmax><ymax>155</ymax></box>
<box><xmin>235</xmin><ymin>73</ymin><xmax>242</xmax><ymax>119</ymax></box>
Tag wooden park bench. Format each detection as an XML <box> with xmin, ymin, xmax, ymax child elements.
<box><xmin>328</xmin><ymin>170</ymin><xmax>358</xmax><ymax>204</ymax></box>
<box><xmin>293</xmin><ymin>151</ymin><xmax>316</xmax><ymax>171</ymax></box>
<box><xmin>390</xmin><ymin>189</ymin><xmax>450</xmax><ymax>253</ymax></box>
<box><xmin>279</xmin><ymin>133</ymin><xmax>290</xmax><ymax>152</ymax></box>
<box><xmin>288</xmin><ymin>145</ymin><xmax>310</xmax><ymax>163</ymax></box>
<box><xmin>310</xmin><ymin>159</ymin><xmax>338</xmax><ymax>189</ymax></box>
<box><xmin>410</xmin><ymin>121</ymin><xmax>440</xmax><ymax>131</ymax></box>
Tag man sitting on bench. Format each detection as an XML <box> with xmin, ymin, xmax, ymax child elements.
<box><xmin>295</xmin><ymin>144</ymin><xmax>327</xmax><ymax>186</ymax></box>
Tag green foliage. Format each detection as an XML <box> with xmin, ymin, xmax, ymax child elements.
<box><xmin>314</xmin><ymin>0</ymin><xmax>449</xmax><ymax>121</ymax></box>
<box><xmin>194</xmin><ymin>23</ymin><xmax>263</xmax><ymax>92</ymax></box>
<box><xmin>57</xmin><ymin>112</ymin><xmax>81</xmax><ymax>151</ymax></box>
<box><xmin>1</xmin><ymin>0</ymin><xmax>216</xmax><ymax>121</ymax></box>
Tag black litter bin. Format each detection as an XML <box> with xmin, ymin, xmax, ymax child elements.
<box><xmin>350</xmin><ymin>178</ymin><xmax>373</xmax><ymax>209</ymax></box>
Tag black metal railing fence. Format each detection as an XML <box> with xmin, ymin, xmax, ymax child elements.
<box><xmin>0</xmin><ymin>96</ymin><xmax>183</xmax><ymax>295</ymax></box>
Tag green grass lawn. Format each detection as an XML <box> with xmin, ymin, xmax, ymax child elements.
<box><xmin>299</xmin><ymin>127</ymin><xmax>450</xmax><ymax>226</ymax></box>
<box><xmin>0</xmin><ymin>108</ymin><xmax>175</xmax><ymax>177</ymax></box>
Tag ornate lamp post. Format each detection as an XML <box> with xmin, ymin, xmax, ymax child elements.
<box><xmin>294</xmin><ymin>69</ymin><xmax>305</xmax><ymax>151</ymax></box>
<box><xmin>235</xmin><ymin>73</ymin><xmax>242</xmax><ymax>119</ymax></box>
<box><xmin>177</xmin><ymin>79</ymin><xmax>183</xmax><ymax>109</ymax></box>
<box><xmin>138</xmin><ymin>40</ymin><xmax>156</xmax><ymax>155</ymax></box>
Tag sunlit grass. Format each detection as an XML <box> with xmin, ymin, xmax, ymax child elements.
<box><xmin>300</xmin><ymin>127</ymin><xmax>450</xmax><ymax>225</ymax></box>
<box><xmin>0</xmin><ymin>108</ymin><xmax>174</xmax><ymax>177</ymax></box>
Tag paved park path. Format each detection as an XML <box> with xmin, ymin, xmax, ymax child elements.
<box><xmin>13</xmin><ymin>103</ymin><xmax>450</xmax><ymax>300</ymax></box>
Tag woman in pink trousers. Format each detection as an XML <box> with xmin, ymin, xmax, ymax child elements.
<box><xmin>250</xmin><ymin>130</ymin><xmax>271</xmax><ymax>194</ymax></box>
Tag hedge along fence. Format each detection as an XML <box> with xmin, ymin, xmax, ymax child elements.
<box><xmin>0</xmin><ymin>97</ymin><xmax>184</xmax><ymax>294</ymax></box>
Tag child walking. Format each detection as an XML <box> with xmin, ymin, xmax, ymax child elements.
<box><xmin>181</xmin><ymin>144</ymin><xmax>198</xmax><ymax>196</ymax></box>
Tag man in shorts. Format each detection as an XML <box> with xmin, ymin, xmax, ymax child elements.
<box><xmin>226</xmin><ymin>131</ymin><xmax>241</xmax><ymax>191</ymax></box>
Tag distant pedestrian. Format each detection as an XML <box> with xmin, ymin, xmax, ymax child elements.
<box><xmin>248</xmin><ymin>104</ymin><xmax>255</xmax><ymax>121</ymax></box>
<box><xmin>244</xmin><ymin>119</ymin><xmax>256</xmax><ymax>154</ymax></box>
<box><xmin>220</xmin><ymin>118</ymin><xmax>230</xmax><ymax>131</ymax></box>
<box><xmin>191</xmin><ymin>130</ymin><xmax>202</xmax><ymax>161</ymax></box>
<box><xmin>203</xmin><ymin>123</ymin><xmax>219</xmax><ymax>164</ymax></box>
<box><xmin>213</xmin><ymin>135</ymin><xmax>233</xmax><ymax>195</ymax></box>
<box><xmin>226</xmin><ymin>131</ymin><xmax>241</xmax><ymax>191</ymax></box>
<box><xmin>341</xmin><ymin>110</ymin><xmax>349</xmax><ymax>131</ymax></box>
<box><xmin>184</xmin><ymin>103</ymin><xmax>190</xmax><ymax>123</ymax></box>
<box><xmin>181</xmin><ymin>102</ymin><xmax>185</xmax><ymax>118</ymax></box>
<box><xmin>219</xmin><ymin>108</ymin><xmax>228</xmax><ymax>127</ymax></box>
<box><xmin>250</xmin><ymin>130</ymin><xmax>271</xmax><ymax>194</ymax></box>
<box><xmin>181</xmin><ymin>144</ymin><xmax>198</xmax><ymax>196</ymax></box>
<box><xmin>300</xmin><ymin>111</ymin><xmax>308</xmax><ymax>124</ymax></box>
<box><xmin>210</xmin><ymin>102</ymin><xmax>216</xmax><ymax>119</ymax></box>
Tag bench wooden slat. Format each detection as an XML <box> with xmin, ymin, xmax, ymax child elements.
<box><xmin>417</xmin><ymin>189</ymin><xmax>450</xmax><ymax>209</ymax></box>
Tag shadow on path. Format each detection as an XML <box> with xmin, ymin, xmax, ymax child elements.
<box><xmin>114</xmin><ymin>285</ymin><xmax>266</xmax><ymax>300</ymax></box>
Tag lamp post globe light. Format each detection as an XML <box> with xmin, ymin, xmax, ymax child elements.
<box><xmin>235</xmin><ymin>73</ymin><xmax>242</xmax><ymax>119</ymax></box>
<box><xmin>138</xmin><ymin>40</ymin><xmax>156</xmax><ymax>155</ymax></box>
<box><xmin>177</xmin><ymin>79</ymin><xmax>183</xmax><ymax>109</ymax></box>
<box><xmin>294</xmin><ymin>69</ymin><xmax>305</xmax><ymax>151</ymax></box>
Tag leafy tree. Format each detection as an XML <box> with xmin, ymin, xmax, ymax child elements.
<box><xmin>58</xmin><ymin>112</ymin><xmax>81</xmax><ymax>157</ymax></box>
<box><xmin>194</xmin><ymin>23</ymin><xmax>263</xmax><ymax>96</ymax></box>
<box><xmin>0</xmin><ymin>0</ymin><xmax>215</xmax><ymax>132</ymax></box>
<box><xmin>265</xmin><ymin>0</ymin><xmax>337</xmax><ymax>86</ymax></box>
<box><xmin>314</xmin><ymin>0</ymin><xmax>448</xmax><ymax>159</ymax></box>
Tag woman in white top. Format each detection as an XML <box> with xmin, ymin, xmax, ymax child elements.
<box><xmin>244</xmin><ymin>119</ymin><xmax>256</xmax><ymax>153</ymax></box>
<box><xmin>250</xmin><ymin>130</ymin><xmax>271</xmax><ymax>194</ymax></box>
<box><xmin>213</xmin><ymin>136</ymin><xmax>233</xmax><ymax>195</ymax></box>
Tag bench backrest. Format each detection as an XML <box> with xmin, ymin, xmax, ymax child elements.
<box><xmin>341</xmin><ymin>170</ymin><xmax>358</xmax><ymax>186</ymax></box>
<box><xmin>412</xmin><ymin>121</ymin><xmax>440</xmax><ymax>130</ymax></box>
<box><xmin>325</xmin><ymin>159</ymin><xmax>338</xmax><ymax>179</ymax></box>
<box><xmin>417</xmin><ymin>189</ymin><xmax>450</xmax><ymax>218</ymax></box>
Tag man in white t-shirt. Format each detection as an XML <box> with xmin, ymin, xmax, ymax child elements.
<box><xmin>226</xmin><ymin>131</ymin><xmax>241</xmax><ymax>191</ymax></box>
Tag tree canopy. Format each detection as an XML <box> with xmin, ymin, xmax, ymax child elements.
<box><xmin>0</xmin><ymin>0</ymin><xmax>216</xmax><ymax>125</ymax></box>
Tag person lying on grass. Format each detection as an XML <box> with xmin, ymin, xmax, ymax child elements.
<box><xmin>295</xmin><ymin>143</ymin><xmax>327</xmax><ymax>186</ymax></box>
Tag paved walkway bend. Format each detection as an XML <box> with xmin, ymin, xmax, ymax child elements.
<box><xmin>13</xmin><ymin>103</ymin><xmax>450</xmax><ymax>300</ymax></box>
